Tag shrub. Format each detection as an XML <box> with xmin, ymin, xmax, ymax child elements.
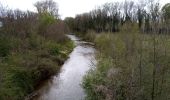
<box><xmin>46</xmin><ymin>21</ymin><xmax>69</xmax><ymax>42</ymax></box>
<box><xmin>84</xmin><ymin>30</ymin><xmax>96</xmax><ymax>42</ymax></box>
<box><xmin>0</xmin><ymin>37</ymin><xmax>11</xmax><ymax>57</ymax></box>
<box><xmin>31</xmin><ymin>58</ymin><xmax>58</xmax><ymax>84</ymax></box>
<box><xmin>84</xmin><ymin>32</ymin><xmax>170</xmax><ymax>100</ymax></box>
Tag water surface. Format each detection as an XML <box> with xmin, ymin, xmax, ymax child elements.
<box><xmin>32</xmin><ymin>35</ymin><xmax>96</xmax><ymax>100</ymax></box>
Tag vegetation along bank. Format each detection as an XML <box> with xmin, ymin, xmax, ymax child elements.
<box><xmin>65</xmin><ymin>0</ymin><xmax>170</xmax><ymax>100</ymax></box>
<box><xmin>0</xmin><ymin>0</ymin><xmax>74</xmax><ymax>99</ymax></box>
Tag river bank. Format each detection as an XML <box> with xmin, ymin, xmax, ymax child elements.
<box><xmin>82</xmin><ymin>32</ymin><xmax>170</xmax><ymax>100</ymax></box>
<box><xmin>0</xmin><ymin>33</ymin><xmax>74</xmax><ymax>100</ymax></box>
<box><xmin>28</xmin><ymin>35</ymin><xmax>96</xmax><ymax>100</ymax></box>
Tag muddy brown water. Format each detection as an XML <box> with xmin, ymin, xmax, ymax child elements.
<box><xmin>30</xmin><ymin>35</ymin><xmax>96</xmax><ymax>100</ymax></box>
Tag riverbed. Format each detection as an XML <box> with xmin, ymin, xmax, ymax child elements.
<box><xmin>31</xmin><ymin>35</ymin><xmax>96</xmax><ymax>100</ymax></box>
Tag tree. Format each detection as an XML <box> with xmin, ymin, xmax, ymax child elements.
<box><xmin>64</xmin><ymin>17</ymin><xmax>75</xmax><ymax>31</ymax></box>
<box><xmin>123</xmin><ymin>1</ymin><xmax>135</xmax><ymax>22</ymax></box>
<box><xmin>136</xmin><ymin>0</ymin><xmax>147</xmax><ymax>29</ymax></box>
<box><xmin>34</xmin><ymin>0</ymin><xmax>59</xmax><ymax>18</ymax></box>
<box><xmin>162</xmin><ymin>3</ymin><xmax>170</xmax><ymax>23</ymax></box>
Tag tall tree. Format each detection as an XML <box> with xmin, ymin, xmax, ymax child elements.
<box><xmin>162</xmin><ymin>3</ymin><xmax>170</xmax><ymax>23</ymax></box>
<box><xmin>34</xmin><ymin>0</ymin><xmax>59</xmax><ymax>18</ymax></box>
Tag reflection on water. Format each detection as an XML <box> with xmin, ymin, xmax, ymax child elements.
<box><xmin>32</xmin><ymin>35</ymin><xmax>96</xmax><ymax>100</ymax></box>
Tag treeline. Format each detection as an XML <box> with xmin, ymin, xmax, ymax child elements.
<box><xmin>0</xmin><ymin>0</ymin><xmax>73</xmax><ymax>99</ymax></box>
<box><xmin>65</xmin><ymin>0</ymin><xmax>170</xmax><ymax>34</ymax></box>
<box><xmin>0</xmin><ymin>0</ymin><xmax>69</xmax><ymax>41</ymax></box>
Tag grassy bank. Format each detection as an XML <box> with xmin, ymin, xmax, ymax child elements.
<box><xmin>0</xmin><ymin>33</ymin><xmax>74</xmax><ymax>100</ymax></box>
<box><xmin>83</xmin><ymin>32</ymin><xmax>170</xmax><ymax>100</ymax></box>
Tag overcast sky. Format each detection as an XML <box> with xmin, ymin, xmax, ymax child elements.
<box><xmin>1</xmin><ymin>0</ymin><xmax>169</xmax><ymax>19</ymax></box>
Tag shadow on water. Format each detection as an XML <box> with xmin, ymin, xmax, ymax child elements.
<box><xmin>29</xmin><ymin>35</ymin><xmax>96</xmax><ymax>100</ymax></box>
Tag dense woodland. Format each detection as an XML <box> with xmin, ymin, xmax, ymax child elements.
<box><xmin>0</xmin><ymin>0</ymin><xmax>74</xmax><ymax>99</ymax></box>
<box><xmin>65</xmin><ymin>0</ymin><xmax>170</xmax><ymax>100</ymax></box>
<box><xmin>65</xmin><ymin>0</ymin><xmax>170</xmax><ymax>34</ymax></box>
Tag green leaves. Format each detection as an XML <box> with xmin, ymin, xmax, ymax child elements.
<box><xmin>162</xmin><ymin>3</ymin><xmax>170</xmax><ymax>21</ymax></box>
<box><xmin>39</xmin><ymin>13</ymin><xmax>56</xmax><ymax>26</ymax></box>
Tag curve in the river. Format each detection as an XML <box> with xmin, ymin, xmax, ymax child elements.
<box><xmin>32</xmin><ymin>35</ymin><xmax>96</xmax><ymax>100</ymax></box>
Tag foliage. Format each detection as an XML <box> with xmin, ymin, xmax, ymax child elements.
<box><xmin>83</xmin><ymin>32</ymin><xmax>170</xmax><ymax>100</ymax></box>
<box><xmin>0</xmin><ymin>0</ymin><xmax>74</xmax><ymax>99</ymax></box>
<box><xmin>162</xmin><ymin>3</ymin><xmax>170</xmax><ymax>22</ymax></box>
<box><xmin>38</xmin><ymin>13</ymin><xmax>56</xmax><ymax>36</ymax></box>
<box><xmin>0</xmin><ymin>33</ymin><xmax>74</xmax><ymax>100</ymax></box>
<box><xmin>34</xmin><ymin>0</ymin><xmax>59</xmax><ymax>18</ymax></box>
<box><xmin>0</xmin><ymin>36</ymin><xmax>11</xmax><ymax>57</ymax></box>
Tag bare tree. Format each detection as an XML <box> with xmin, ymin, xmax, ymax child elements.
<box><xmin>34</xmin><ymin>0</ymin><xmax>59</xmax><ymax>18</ymax></box>
<box><xmin>123</xmin><ymin>0</ymin><xmax>135</xmax><ymax>22</ymax></box>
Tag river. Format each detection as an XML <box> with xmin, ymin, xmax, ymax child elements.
<box><xmin>31</xmin><ymin>35</ymin><xmax>96</xmax><ymax>100</ymax></box>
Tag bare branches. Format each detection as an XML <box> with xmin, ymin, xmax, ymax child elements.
<box><xmin>34</xmin><ymin>0</ymin><xmax>59</xmax><ymax>18</ymax></box>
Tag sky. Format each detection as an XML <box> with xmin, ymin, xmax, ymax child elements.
<box><xmin>0</xmin><ymin>0</ymin><xmax>169</xmax><ymax>19</ymax></box>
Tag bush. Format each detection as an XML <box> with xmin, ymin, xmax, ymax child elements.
<box><xmin>84</xmin><ymin>30</ymin><xmax>96</xmax><ymax>42</ymax></box>
<box><xmin>38</xmin><ymin>13</ymin><xmax>55</xmax><ymax>36</ymax></box>
<box><xmin>31</xmin><ymin>58</ymin><xmax>58</xmax><ymax>84</ymax></box>
<box><xmin>0</xmin><ymin>3</ymin><xmax>74</xmax><ymax>99</ymax></box>
<box><xmin>0</xmin><ymin>33</ymin><xmax>74</xmax><ymax>100</ymax></box>
<box><xmin>0</xmin><ymin>37</ymin><xmax>11</xmax><ymax>57</ymax></box>
<box><xmin>84</xmin><ymin>32</ymin><xmax>170</xmax><ymax>100</ymax></box>
<box><xmin>46</xmin><ymin>21</ymin><xmax>69</xmax><ymax>42</ymax></box>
